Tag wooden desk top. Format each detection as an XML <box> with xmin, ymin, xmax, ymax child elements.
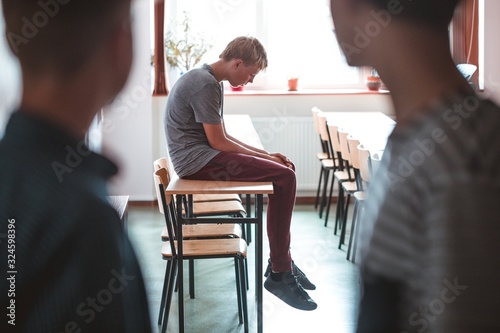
<box><xmin>324</xmin><ymin>111</ymin><xmax>395</xmax><ymax>152</ymax></box>
<box><xmin>165</xmin><ymin>177</ymin><xmax>274</xmax><ymax>195</ymax></box>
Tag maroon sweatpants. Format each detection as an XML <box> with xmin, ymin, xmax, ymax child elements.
<box><xmin>184</xmin><ymin>151</ymin><xmax>296</xmax><ymax>273</ymax></box>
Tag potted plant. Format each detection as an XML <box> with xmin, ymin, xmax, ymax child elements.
<box><xmin>366</xmin><ymin>67</ymin><xmax>382</xmax><ymax>91</ymax></box>
<box><xmin>165</xmin><ymin>12</ymin><xmax>213</xmax><ymax>75</ymax></box>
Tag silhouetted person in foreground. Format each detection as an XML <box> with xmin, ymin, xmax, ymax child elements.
<box><xmin>0</xmin><ymin>0</ymin><xmax>151</xmax><ymax>331</ymax></box>
<box><xmin>330</xmin><ymin>0</ymin><xmax>500</xmax><ymax>332</ymax></box>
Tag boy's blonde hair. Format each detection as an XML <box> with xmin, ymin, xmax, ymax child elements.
<box><xmin>219</xmin><ymin>36</ymin><xmax>268</xmax><ymax>70</ymax></box>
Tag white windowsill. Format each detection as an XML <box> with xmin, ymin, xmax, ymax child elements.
<box><xmin>224</xmin><ymin>88</ymin><xmax>390</xmax><ymax>96</ymax></box>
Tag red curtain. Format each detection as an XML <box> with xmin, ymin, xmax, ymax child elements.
<box><xmin>452</xmin><ymin>0</ymin><xmax>479</xmax><ymax>88</ymax></box>
<box><xmin>153</xmin><ymin>0</ymin><xmax>168</xmax><ymax>96</ymax></box>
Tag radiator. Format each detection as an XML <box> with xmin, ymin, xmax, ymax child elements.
<box><xmin>250</xmin><ymin>116</ymin><xmax>320</xmax><ymax>196</ymax></box>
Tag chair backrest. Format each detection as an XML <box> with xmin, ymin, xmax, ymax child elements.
<box><xmin>153</xmin><ymin>157</ymin><xmax>168</xmax><ymax>171</ymax></box>
<box><xmin>311</xmin><ymin>107</ymin><xmax>322</xmax><ymax>135</ymax></box>
<box><xmin>338</xmin><ymin>129</ymin><xmax>351</xmax><ymax>163</ymax></box>
<box><xmin>153</xmin><ymin>168</ymin><xmax>171</xmax><ymax>214</ymax></box>
<box><xmin>154</xmin><ymin>156</ymin><xmax>176</xmax><ymax>180</ymax></box>
<box><xmin>317</xmin><ymin>112</ymin><xmax>330</xmax><ymax>143</ymax></box>
<box><xmin>347</xmin><ymin>135</ymin><xmax>360</xmax><ymax>170</ymax></box>
<box><xmin>327</xmin><ymin>122</ymin><xmax>341</xmax><ymax>153</ymax></box>
<box><xmin>154</xmin><ymin>169</ymin><xmax>177</xmax><ymax>255</ymax></box>
<box><xmin>312</xmin><ymin>107</ymin><xmax>331</xmax><ymax>156</ymax></box>
<box><xmin>317</xmin><ymin>112</ymin><xmax>334</xmax><ymax>158</ymax></box>
<box><xmin>357</xmin><ymin>144</ymin><xmax>372</xmax><ymax>183</ymax></box>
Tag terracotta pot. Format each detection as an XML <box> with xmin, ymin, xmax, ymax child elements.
<box><xmin>288</xmin><ymin>78</ymin><xmax>299</xmax><ymax>91</ymax></box>
<box><xmin>366</xmin><ymin>76</ymin><xmax>381</xmax><ymax>91</ymax></box>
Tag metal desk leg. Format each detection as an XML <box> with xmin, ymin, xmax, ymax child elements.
<box><xmin>256</xmin><ymin>194</ymin><xmax>263</xmax><ymax>333</ymax></box>
<box><xmin>246</xmin><ymin>194</ymin><xmax>252</xmax><ymax>244</ymax></box>
<box><xmin>187</xmin><ymin>194</ymin><xmax>195</xmax><ymax>299</ymax></box>
<box><xmin>176</xmin><ymin>194</ymin><xmax>185</xmax><ymax>333</ymax></box>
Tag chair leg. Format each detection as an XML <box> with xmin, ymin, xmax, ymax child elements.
<box><xmin>315</xmin><ymin>165</ymin><xmax>324</xmax><ymax>209</ymax></box>
<box><xmin>352</xmin><ymin>203</ymin><xmax>364</xmax><ymax>264</ymax></box>
<box><xmin>346</xmin><ymin>200</ymin><xmax>359</xmax><ymax>261</ymax></box>
<box><xmin>324</xmin><ymin>174</ymin><xmax>335</xmax><ymax>227</ymax></box>
<box><xmin>245</xmin><ymin>194</ymin><xmax>252</xmax><ymax>244</ymax></box>
<box><xmin>319</xmin><ymin>168</ymin><xmax>330</xmax><ymax>218</ymax></box>
<box><xmin>162</xmin><ymin>258</ymin><xmax>178</xmax><ymax>333</ymax></box>
<box><xmin>241</xmin><ymin>224</ymin><xmax>246</xmax><ymax>241</ymax></box>
<box><xmin>234</xmin><ymin>258</ymin><xmax>243</xmax><ymax>324</ymax></box>
<box><xmin>246</xmin><ymin>224</ymin><xmax>252</xmax><ymax>244</ymax></box>
<box><xmin>189</xmin><ymin>259</ymin><xmax>195</xmax><ymax>299</ymax></box>
<box><xmin>158</xmin><ymin>260</ymin><xmax>171</xmax><ymax>325</ymax></box>
<box><xmin>334</xmin><ymin>184</ymin><xmax>345</xmax><ymax>233</ymax></box>
<box><xmin>339</xmin><ymin>194</ymin><xmax>351</xmax><ymax>249</ymax></box>
<box><xmin>245</xmin><ymin>257</ymin><xmax>249</xmax><ymax>290</ymax></box>
<box><xmin>239</xmin><ymin>257</ymin><xmax>249</xmax><ymax>333</ymax></box>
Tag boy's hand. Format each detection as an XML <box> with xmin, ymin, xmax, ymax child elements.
<box><xmin>270</xmin><ymin>153</ymin><xmax>294</xmax><ymax>169</ymax></box>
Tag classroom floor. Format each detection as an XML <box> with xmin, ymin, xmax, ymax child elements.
<box><xmin>127</xmin><ymin>203</ymin><xmax>360</xmax><ymax>333</ymax></box>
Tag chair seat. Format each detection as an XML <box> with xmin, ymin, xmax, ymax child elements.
<box><xmin>161</xmin><ymin>224</ymin><xmax>242</xmax><ymax>240</ymax></box>
<box><xmin>161</xmin><ymin>238</ymin><xmax>247</xmax><ymax>258</ymax></box>
<box><xmin>341</xmin><ymin>181</ymin><xmax>358</xmax><ymax>193</ymax></box>
<box><xmin>316</xmin><ymin>152</ymin><xmax>329</xmax><ymax>160</ymax></box>
<box><xmin>353</xmin><ymin>191</ymin><xmax>366</xmax><ymax>202</ymax></box>
<box><xmin>188</xmin><ymin>200</ymin><xmax>247</xmax><ymax>217</ymax></box>
<box><xmin>334</xmin><ymin>170</ymin><xmax>351</xmax><ymax>181</ymax></box>
<box><xmin>193</xmin><ymin>193</ymin><xmax>241</xmax><ymax>203</ymax></box>
<box><xmin>321</xmin><ymin>158</ymin><xmax>336</xmax><ymax>169</ymax></box>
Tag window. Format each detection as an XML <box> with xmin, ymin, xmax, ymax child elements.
<box><xmin>157</xmin><ymin>0</ymin><xmax>362</xmax><ymax>90</ymax></box>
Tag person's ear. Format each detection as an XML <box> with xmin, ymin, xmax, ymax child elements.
<box><xmin>233</xmin><ymin>59</ymin><xmax>244</xmax><ymax>70</ymax></box>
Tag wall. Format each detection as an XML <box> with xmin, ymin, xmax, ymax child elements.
<box><xmin>480</xmin><ymin>0</ymin><xmax>500</xmax><ymax>104</ymax></box>
<box><xmin>223</xmin><ymin>91</ymin><xmax>393</xmax><ymax>117</ymax></box>
<box><xmin>102</xmin><ymin>0</ymin><xmax>154</xmax><ymax>200</ymax></box>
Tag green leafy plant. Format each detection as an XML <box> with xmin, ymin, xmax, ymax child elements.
<box><xmin>165</xmin><ymin>12</ymin><xmax>213</xmax><ymax>73</ymax></box>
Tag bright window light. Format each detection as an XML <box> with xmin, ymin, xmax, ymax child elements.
<box><xmin>155</xmin><ymin>0</ymin><xmax>362</xmax><ymax>90</ymax></box>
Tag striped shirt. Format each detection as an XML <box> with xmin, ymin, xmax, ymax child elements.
<box><xmin>358</xmin><ymin>92</ymin><xmax>500</xmax><ymax>332</ymax></box>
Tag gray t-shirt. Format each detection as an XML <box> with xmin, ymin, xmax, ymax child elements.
<box><xmin>164</xmin><ymin>64</ymin><xmax>223</xmax><ymax>177</ymax></box>
<box><xmin>358</xmin><ymin>92</ymin><xmax>500</xmax><ymax>332</ymax></box>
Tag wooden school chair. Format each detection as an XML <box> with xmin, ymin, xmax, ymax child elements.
<box><xmin>154</xmin><ymin>169</ymin><xmax>249</xmax><ymax>333</ymax></box>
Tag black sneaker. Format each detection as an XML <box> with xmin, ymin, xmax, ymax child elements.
<box><xmin>264</xmin><ymin>259</ymin><xmax>316</xmax><ymax>290</ymax></box>
<box><xmin>292</xmin><ymin>261</ymin><xmax>316</xmax><ymax>290</ymax></box>
<box><xmin>264</xmin><ymin>271</ymin><xmax>317</xmax><ymax>311</ymax></box>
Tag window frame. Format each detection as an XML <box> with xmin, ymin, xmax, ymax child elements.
<box><xmin>153</xmin><ymin>0</ymin><xmax>367</xmax><ymax>92</ymax></box>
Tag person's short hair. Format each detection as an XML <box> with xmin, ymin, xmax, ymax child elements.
<box><xmin>1</xmin><ymin>0</ymin><xmax>131</xmax><ymax>76</ymax></box>
<box><xmin>362</xmin><ymin>0</ymin><xmax>461</xmax><ymax>27</ymax></box>
<box><xmin>219</xmin><ymin>36</ymin><xmax>268</xmax><ymax>71</ymax></box>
